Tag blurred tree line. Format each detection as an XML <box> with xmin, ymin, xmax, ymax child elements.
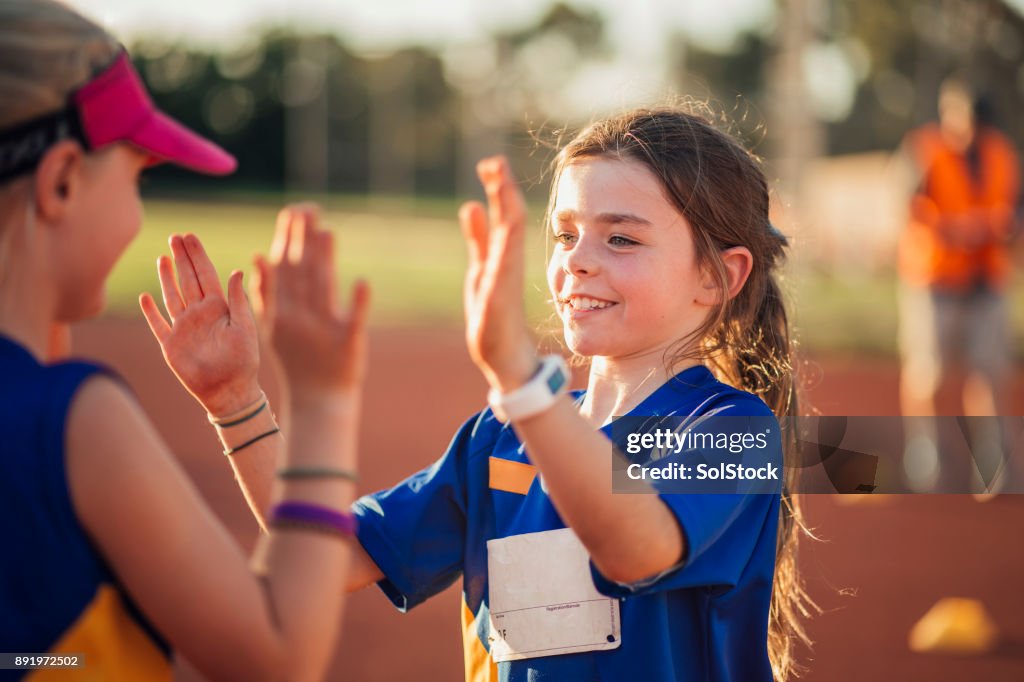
<box><xmin>135</xmin><ymin>0</ymin><xmax>1024</xmax><ymax>197</ymax></box>
<box><xmin>135</xmin><ymin>2</ymin><xmax>607</xmax><ymax>198</ymax></box>
<box><xmin>678</xmin><ymin>0</ymin><xmax>1024</xmax><ymax>155</ymax></box>
<box><xmin>134</xmin><ymin>31</ymin><xmax>442</xmax><ymax>195</ymax></box>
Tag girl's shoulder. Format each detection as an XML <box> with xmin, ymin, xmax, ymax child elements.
<box><xmin>0</xmin><ymin>334</ymin><xmax>117</xmax><ymax>427</ymax></box>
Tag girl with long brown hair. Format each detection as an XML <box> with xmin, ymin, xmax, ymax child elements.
<box><xmin>154</xmin><ymin>106</ymin><xmax>813</xmax><ymax>681</ymax></box>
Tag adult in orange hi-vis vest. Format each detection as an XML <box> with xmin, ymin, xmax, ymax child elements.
<box><xmin>898</xmin><ymin>76</ymin><xmax>1020</xmax><ymax>491</ymax></box>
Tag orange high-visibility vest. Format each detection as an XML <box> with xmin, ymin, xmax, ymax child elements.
<box><xmin>899</xmin><ymin>124</ymin><xmax>1020</xmax><ymax>290</ymax></box>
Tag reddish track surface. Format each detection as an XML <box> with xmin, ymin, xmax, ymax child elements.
<box><xmin>70</xmin><ymin>319</ymin><xmax>1024</xmax><ymax>682</ymax></box>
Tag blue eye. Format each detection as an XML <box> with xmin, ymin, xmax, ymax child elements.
<box><xmin>552</xmin><ymin>232</ymin><xmax>577</xmax><ymax>245</ymax></box>
<box><xmin>609</xmin><ymin>235</ymin><xmax>638</xmax><ymax>247</ymax></box>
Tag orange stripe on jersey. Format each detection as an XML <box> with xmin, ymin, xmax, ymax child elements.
<box><xmin>488</xmin><ymin>457</ymin><xmax>536</xmax><ymax>496</ymax></box>
<box><xmin>28</xmin><ymin>584</ymin><xmax>172</xmax><ymax>682</ymax></box>
<box><xmin>462</xmin><ymin>598</ymin><xmax>499</xmax><ymax>682</ymax></box>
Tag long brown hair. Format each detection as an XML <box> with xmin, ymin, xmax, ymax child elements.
<box><xmin>547</xmin><ymin>106</ymin><xmax>816</xmax><ymax>680</ymax></box>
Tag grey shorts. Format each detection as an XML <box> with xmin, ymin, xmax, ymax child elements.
<box><xmin>899</xmin><ymin>284</ymin><xmax>1009</xmax><ymax>397</ymax></box>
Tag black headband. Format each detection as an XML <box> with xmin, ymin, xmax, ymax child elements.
<box><xmin>0</xmin><ymin>104</ymin><xmax>88</xmax><ymax>183</ymax></box>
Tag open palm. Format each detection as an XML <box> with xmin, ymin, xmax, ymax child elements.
<box><xmin>140</xmin><ymin>234</ymin><xmax>261</xmax><ymax>417</ymax></box>
<box><xmin>459</xmin><ymin>156</ymin><xmax>538</xmax><ymax>392</ymax></box>
<box><xmin>249</xmin><ymin>205</ymin><xmax>371</xmax><ymax>397</ymax></box>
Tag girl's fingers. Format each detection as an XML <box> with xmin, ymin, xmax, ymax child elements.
<box><xmin>139</xmin><ymin>292</ymin><xmax>171</xmax><ymax>343</ymax></box>
<box><xmin>287</xmin><ymin>209</ymin><xmax>307</xmax><ymax>265</ymax></box>
<box><xmin>459</xmin><ymin>201</ymin><xmax>489</xmax><ymax>266</ymax></box>
<box><xmin>250</xmin><ymin>254</ymin><xmax>274</xmax><ymax>322</ymax></box>
<box><xmin>476</xmin><ymin>156</ymin><xmax>504</xmax><ymax>228</ymax></box>
<box><xmin>269</xmin><ymin>207</ymin><xmax>294</xmax><ymax>264</ymax></box>
<box><xmin>290</xmin><ymin>205</ymin><xmax>320</xmax><ymax>266</ymax></box>
<box><xmin>346</xmin><ymin>279</ymin><xmax>371</xmax><ymax>343</ymax></box>
<box><xmin>459</xmin><ymin>201</ymin><xmax>489</xmax><ymax>296</ymax></box>
<box><xmin>170</xmin><ymin>234</ymin><xmax>204</xmax><ymax>303</ymax></box>
<box><xmin>482</xmin><ymin>199</ymin><xmax>525</xmax><ymax>299</ymax></box>
<box><xmin>156</xmin><ymin>254</ymin><xmax>186</xmax><ymax>321</ymax></box>
<box><xmin>226</xmin><ymin>270</ymin><xmax>254</xmax><ymax>331</ymax></box>
<box><xmin>476</xmin><ymin>156</ymin><xmax>527</xmax><ymax>284</ymax></box>
<box><xmin>182</xmin><ymin>233</ymin><xmax>225</xmax><ymax>300</ymax></box>
<box><xmin>283</xmin><ymin>209</ymin><xmax>319</xmax><ymax>304</ymax></box>
<box><xmin>315</xmin><ymin>229</ymin><xmax>337</xmax><ymax>314</ymax></box>
<box><xmin>477</xmin><ymin>155</ymin><xmax>526</xmax><ymax>234</ymax></box>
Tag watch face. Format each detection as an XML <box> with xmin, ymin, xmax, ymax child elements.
<box><xmin>546</xmin><ymin>368</ymin><xmax>567</xmax><ymax>394</ymax></box>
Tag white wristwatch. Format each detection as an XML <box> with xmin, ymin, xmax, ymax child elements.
<box><xmin>488</xmin><ymin>355</ymin><xmax>570</xmax><ymax>423</ymax></box>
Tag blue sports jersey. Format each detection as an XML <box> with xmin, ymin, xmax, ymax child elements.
<box><xmin>0</xmin><ymin>335</ymin><xmax>171</xmax><ymax>681</ymax></box>
<box><xmin>354</xmin><ymin>364</ymin><xmax>781</xmax><ymax>682</ymax></box>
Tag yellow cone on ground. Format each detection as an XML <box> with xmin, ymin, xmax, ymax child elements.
<box><xmin>908</xmin><ymin>598</ymin><xmax>999</xmax><ymax>654</ymax></box>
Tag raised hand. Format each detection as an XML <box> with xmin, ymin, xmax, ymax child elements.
<box><xmin>459</xmin><ymin>155</ymin><xmax>538</xmax><ymax>392</ymax></box>
<box><xmin>140</xmin><ymin>234</ymin><xmax>262</xmax><ymax>417</ymax></box>
<box><xmin>250</xmin><ymin>204</ymin><xmax>371</xmax><ymax>401</ymax></box>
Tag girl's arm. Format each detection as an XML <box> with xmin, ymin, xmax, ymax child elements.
<box><xmin>67</xmin><ymin>376</ymin><xmax>348</xmax><ymax>681</ymax></box>
<box><xmin>140</xmin><ymin>213</ymin><xmax>383</xmax><ymax>591</ymax></box>
<box><xmin>218</xmin><ymin>410</ymin><xmax>383</xmax><ymax>592</ymax></box>
<box><xmin>459</xmin><ymin>157</ymin><xmax>684</xmax><ymax>585</ymax></box>
<box><xmin>499</xmin><ymin>400</ymin><xmax>683</xmax><ymax>584</ymax></box>
<box><xmin>139</xmin><ymin>231</ymin><xmax>278</xmax><ymax>525</ymax></box>
<box><xmin>71</xmin><ymin>213</ymin><xmax>372</xmax><ymax>681</ymax></box>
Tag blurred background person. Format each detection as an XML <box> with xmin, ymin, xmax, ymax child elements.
<box><xmin>897</xmin><ymin>75</ymin><xmax>1020</xmax><ymax>491</ymax></box>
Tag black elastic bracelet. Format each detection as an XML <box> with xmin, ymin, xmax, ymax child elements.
<box><xmin>223</xmin><ymin>427</ymin><xmax>281</xmax><ymax>456</ymax></box>
<box><xmin>216</xmin><ymin>401</ymin><xmax>268</xmax><ymax>428</ymax></box>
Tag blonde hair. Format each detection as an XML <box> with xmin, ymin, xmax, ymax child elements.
<box><xmin>0</xmin><ymin>0</ymin><xmax>119</xmax><ymax>131</ymax></box>
<box><xmin>0</xmin><ymin>0</ymin><xmax>119</xmax><ymax>273</ymax></box>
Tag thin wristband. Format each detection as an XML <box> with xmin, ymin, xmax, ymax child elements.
<box><xmin>213</xmin><ymin>401</ymin><xmax>268</xmax><ymax>428</ymax></box>
<box><xmin>208</xmin><ymin>390</ymin><xmax>267</xmax><ymax>426</ymax></box>
<box><xmin>223</xmin><ymin>427</ymin><xmax>281</xmax><ymax>456</ymax></box>
<box><xmin>278</xmin><ymin>467</ymin><xmax>359</xmax><ymax>483</ymax></box>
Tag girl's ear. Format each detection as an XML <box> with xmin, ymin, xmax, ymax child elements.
<box><xmin>33</xmin><ymin>140</ymin><xmax>85</xmax><ymax>224</ymax></box>
<box><xmin>696</xmin><ymin>246</ymin><xmax>754</xmax><ymax>306</ymax></box>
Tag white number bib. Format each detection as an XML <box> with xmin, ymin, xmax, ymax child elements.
<box><xmin>487</xmin><ymin>528</ymin><xmax>622</xmax><ymax>662</ymax></box>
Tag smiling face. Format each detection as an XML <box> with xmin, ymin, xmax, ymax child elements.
<box><xmin>546</xmin><ymin>155</ymin><xmax>711</xmax><ymax>361</ymax></box>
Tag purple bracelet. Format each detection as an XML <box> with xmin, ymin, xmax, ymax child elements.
<box><xmin>270</xmin><ymin>501</ymin><xmax>357</xmax><ymax>536</ymax></box>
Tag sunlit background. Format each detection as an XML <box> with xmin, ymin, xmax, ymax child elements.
<box><xmin>55</xmin><ymin>3</ymin><xmax>1024</xmax><ymax>681</ymax></box>
<box><xmin>69</xmin><ymin>0</ymin><xmax>1024</xmax><ymax>357</ymax></box>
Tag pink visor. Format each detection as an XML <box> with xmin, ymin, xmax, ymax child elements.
<box><xmin>0</xmin><ymin>49</ymin><xmax>235</xmax><ymax>181</ymax></box>
<box><xmin>75</xmin><ymin>51</ymin><xmax>236</xmax><ymax>174</ymax></box>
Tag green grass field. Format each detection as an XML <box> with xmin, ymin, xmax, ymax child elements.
<box><xmin>112</xmin><ymin>197</ymin><xmax>558</xmax><ymax>327</ymax></box>
<box><xmin>110</xmin><ymin>198</ymin><xmax>1024</xmax><ymax>357</ymax></box>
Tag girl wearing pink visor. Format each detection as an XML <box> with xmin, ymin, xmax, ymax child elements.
<box><xmin>0</xmin><ymin>1</ymin><xmax>368</xmax><ymax>680</ymax></box>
